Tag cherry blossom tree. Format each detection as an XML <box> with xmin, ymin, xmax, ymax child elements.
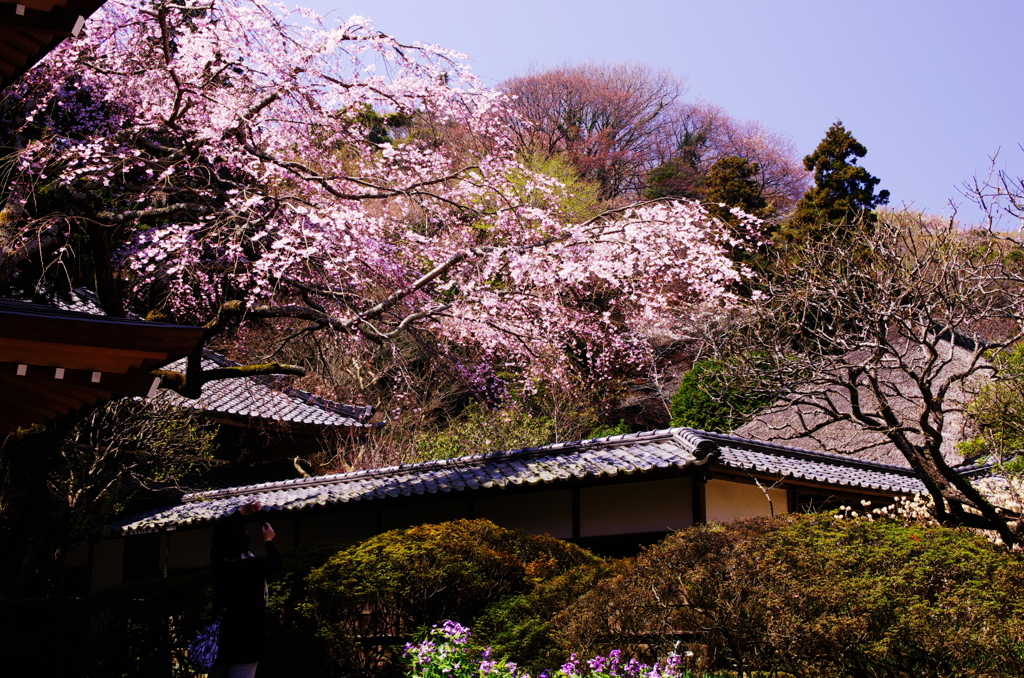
<box><xmin>0</xmin><ymin>0</ymin><xmax>754</xmax><ymax>405</ymax></box>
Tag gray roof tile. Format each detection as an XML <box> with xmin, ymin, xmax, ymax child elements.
<box><xmin>42</xmin><ymin>289</ymin><xmax>374</xmax><ymax>428</ymax></box>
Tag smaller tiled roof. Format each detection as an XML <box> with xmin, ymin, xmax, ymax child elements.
<box><xmin>35</xmin><ymin>289</ymin><xmax>374</xmax><ymax>428</ymax></box>
<box><xmin>157</xmin><ymin>350</ymin><xmax>374</xmax><ymax>428</ymax></box>
<box><xmin>116</xmin><ymin>427</ymin><xmax>927</xmax><ymax>534</ymax></box>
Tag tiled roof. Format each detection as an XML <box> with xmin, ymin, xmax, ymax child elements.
<box><xmin>702</xmin><ymin>430</ymin><xmax>924</xmax><ymax>494</ymax></box>
<box><xmin>116</xmin><ymin>427</ymin><xmax>927</xmax><ymax>534</ymax></box>
<box><xmin>156</xmin><ymin>350</ymin><xmax>374</xmax><ymax>428</ymax></box>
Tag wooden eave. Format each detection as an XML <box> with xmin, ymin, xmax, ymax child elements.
<box><xmin>0</xmin><ymin>299</ymin><xmax>205</xmax><ymax>434</ymax></box>
<box><xmin>0</xmin><ymin>0</ymin><xmax>107</xmax><ymax>90</ymax></box>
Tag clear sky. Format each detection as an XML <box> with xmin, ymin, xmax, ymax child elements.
<box><xmin>301</xmin><ymin>0</ymin><xmax>1023</xmax><ymax>226</ymax></box>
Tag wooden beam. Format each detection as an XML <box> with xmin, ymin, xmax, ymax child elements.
<box><xmin>0</xmin><ymin>387</ymin><xmax>65</xmax><ymax>419</ymax></box>
<box><xmin>0</xmin><ymin>40</ymin><xmax>30</xmax><ymax>67</ymax></box>
<box><xmin>0</xmin><ymin>337</ymin><xmax>170</xmax><ymax>371</ymax></box>
<box><xmin>0</xmin><ymin>53</ymin><xmax>15</xmax><ymax>76</ymax></box>
<box><xmin>0</xmin><ymin>302</ymin><xmax>206</xmax><ymax>354</ymax></box>
<box><xmin>0</xmin><ymin>373</ymin><xmax>84</xmax><ymax>409</ymax></box>
<box><xmin>0</xmin><ymin>411</ymin><xmax>36</xmax><ymax>431</ymax></box>
<box><xmin>9</xmin><ymin>0</ymin><xmax>70</xmax><ymax>12</ymax></box>
<box><xmin>691</xmin><ymin>474</ymin><xmax>707</xmax><ymax>525</ymax></box>
<box><xmin>0</xmin><ymin>25</ymin><xmax>45</xmax><ymax>51</ymax></box>
<box><xmin>19</xmin><ymin>379</ymin><xmax>108</xmax><ymax>406</ymax></box>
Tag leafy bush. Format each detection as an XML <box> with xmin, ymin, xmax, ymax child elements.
<box><xmin>413</xmin><ymin>404</ymin><xmax>555</xmax><ymax>461</ymax></box>
<box><xmin>587</xmin><ymin>420</ymin><xmax>632</xmax><ymax>439</ymax></box>
<box><xmin>472</xmin><ymin>559</ymin><xmax>617</xmax><ymax>673</ymax></box>
<box><xmin>555</xmin><ymin>514</ymin><xmax>1024</xmax><ymax>678</ymax></box>
<box><xmin>303</xmin><ymin>519</ymin><xmax>601</xmax><ymax>677</ymax></box>
<box><xmin>962</xmin><ymin>342</ymin><xmax>1024</xmax><ymax>463</ymax></box>
<box><xmin>670</xmin><ymin>357</ymin><xmax>775</xmax><ymax>431</ymax></box>
<box><xmin>261</xmin><ymin>540</ymin><xmax>356</xmax><ymax>677</ymax></box>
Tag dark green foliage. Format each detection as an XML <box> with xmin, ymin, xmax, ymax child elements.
<box><xmin>702</xmin><ymin>155</ymin><xmax>770</xmax><ymax>220</ymax></box>
<box><xmin>644</xmin><ymin>158</ymin><xmax>703</xmax><ymax>200</ymax></box>
<box><xmin>355</xmin><ymin>103</ymin><xmax>413</xmax><ymax>145</ymax></box>
<box><xmin>556</xmin><ymin>514</ymin><xmax>1024</xmax><ymax>677</ymax></box>
<box><xmin>587</xmin><ymin>419</ymin><xmax>632</xmax><ymax>439</ymax></box>
<box><xmin>643</xmin><ymin>127</ymin><xmax>711</xmax><ymax>200</ymax></box>
<box><xmin>262</xmin><ymin>540</ymin><xmax>357</xmax><ymax>677</ymax></box>
<box><xmin>781</xmin><ymin>121</ymin><xmax>889</xmax><ymax>244</ymax></box>
<box><xmin>413</xmin><ymin>403</ymin><xmax>555</xmax><ymax>461</ymax></box>
<box><xmin>302</xmin><ymin>519</ymin><xmax>601</xmax><ymax>677</ymax></box>
<box><xmin>700</xmin><ymin>155</ymin><xmax>774</xmax><ymax>279</ymax></box>
<box><xmin>670</xmin><ymin>358</ymin><xmax>776</xmax><ymax>432</ymax></box>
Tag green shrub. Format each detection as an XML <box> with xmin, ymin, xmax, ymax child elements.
<box><xmin>413</xmin><ymin>403</ymin><xmax>555</xmax><ymax>461</ymax></box>
<box><xmin>556</xmin><ymin>514</ymin><xmax>1024</xmax><ymax>678</ymax></box>
<box><xmin>670</xmin><ymin>357</ymin><xmax>776</xmax><ymax>431</ymax></box>
<box><xmin>302</xmin><ymin>519</ymin><xmax>602</xmax><ymax>677</ymax></box>
<box><xmin>961</xmin><ymin>342</ymin><xmax>1024</xmax><ymax>463</ymax></box>
<box><xmin>587</xmin><ymin>419</ymin><xmax>631</xmax><ymax>439</ymax></box>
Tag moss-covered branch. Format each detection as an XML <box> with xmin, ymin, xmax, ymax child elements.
<box><xmin>154</xmin><ymin>362</ymin><xmax>306</xmax><ymax>399</ymax></box>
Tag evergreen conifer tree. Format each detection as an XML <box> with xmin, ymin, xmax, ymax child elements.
<box><xmin>780</xmin><ymin>121</ymin><xmax>889</xmax><ymax>243</ymax></box>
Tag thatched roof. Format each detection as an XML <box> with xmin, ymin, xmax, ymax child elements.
<box><xmin>735</xmin><ymin>338</ymin><xmax>987</xmax><ymax>467</ymax></box>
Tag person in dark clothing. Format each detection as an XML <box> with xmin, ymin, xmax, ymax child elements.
<box><xmin>209</xmin><ymin>500</ymin><xmax>282</xmax><ymax>678</ymax></box>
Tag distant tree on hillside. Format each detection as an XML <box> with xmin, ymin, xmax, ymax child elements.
<box><xmin>501</xmin><ymin>62</ymin><xmax>685</xmax><ymax>199</ymax></box>
<box><xmin>501</xmin><ymin>63</ymin><xmax>809</xmax><ymax>209</ymax></box>
<box><xmin>779</xmin><ymin>121</ymin><xmax>889</xmax><ymax>243</ymax></box>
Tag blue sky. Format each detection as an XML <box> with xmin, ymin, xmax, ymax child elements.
<box><xmin>302</xmin><ymin>0</ymin><xmax>1023</xmax><ymax>226</ymax></box>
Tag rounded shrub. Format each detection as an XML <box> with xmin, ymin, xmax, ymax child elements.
<box><xmin>303</xmin><ymin>519</ymin><xmax>601</xmax><ymax>677</ymax></box>
<box><xmin>556</xmin><ymin>514</ymin><xmax>1024</xmax><ymax>678</ymax></box>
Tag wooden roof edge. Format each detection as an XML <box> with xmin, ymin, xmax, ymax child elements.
<box><xmin>0</xmin><ymin>0</ymin><xmax>107</xmax><ymax>90</ymax></box>
<box><xmin>0</xmin><ymin>298</ymin><xmax>206</xmax><ymax>354</ymax></box>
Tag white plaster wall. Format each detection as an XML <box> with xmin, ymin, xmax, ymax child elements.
<box><xmin>581</xmin><ymin>478</ymin><xmax>693</xmax><ymax>537</ymax></box>
<box><xmin>166</xmin><ymin>527</ymin><xmax>213</xmax><ymax>570</ymax></box>
<box><xmin>382</xmin><ymin>500</ymin><xmax>469</xmax><ymax>531</ymax></box>
<box><xmin>65</xmin><ymin>542</ymin><xmax>89</xmax><ymax>567</ymax></box>
<box><xmin>476</xmin><ymin>490</ymin><xmax>572</xmax><ymax>538</ymax></box>
<box><xmin>91</xmin><ymin>538</ymin><xmax>124</xmax><ymax>591</ymax></box>
<box><xmin>262</xmin><ymin>516</ymin><xmax>296</xmax><ymax>550</ymax></box>
<box><xmin>300</xmin><ymin>509</ymin><xmax>377</xmax><ymax>545</ymax></box>
<box><xmin>705</xmin><ymin>479</ymin><xmax>788</xmax><ymax>523</ymax></box>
